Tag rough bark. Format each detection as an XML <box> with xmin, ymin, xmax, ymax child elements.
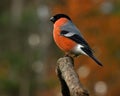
<box><xmin>56</xmin><ymin>56</ymin><xmax>89</xmax><ymax>96</ymax></box>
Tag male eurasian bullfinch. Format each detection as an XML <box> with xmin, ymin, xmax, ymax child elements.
<box><xmin>50</xmin><ymin>14</ymin><xmax>103</xmax><ymax>66</ymax></box>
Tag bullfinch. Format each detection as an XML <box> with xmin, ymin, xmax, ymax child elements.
<box><xmin>50</xmin><ymin>14</ymin><xmax>103</xmax><ymax>66</ymax></box>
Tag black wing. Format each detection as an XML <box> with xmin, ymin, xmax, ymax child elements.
<box><xmin>61</xmin><ymin>30</ymin><xmax>103</xmax><ymax>66</ymax></box>
<box><xmin>61</xmin><ymin>30</ymin><xmax>89</xmax><ymax>47</ymax></box>
<box><xmin>61</xmin><ymin>30</ymin><xmax>93</xmax><ymax>55</ymax></box>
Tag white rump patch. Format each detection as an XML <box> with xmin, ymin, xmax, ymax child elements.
<box><xmin>72</xmin><ymin>44</ymin><xmax>87</xmax><ymax>56</ymax></box>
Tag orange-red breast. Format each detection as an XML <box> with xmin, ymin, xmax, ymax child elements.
<box><xmin>50</xmin><ymin>14</ymin><xmax>103</xmax><ymax>66</ymax></box>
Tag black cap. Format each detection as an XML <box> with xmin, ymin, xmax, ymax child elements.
<box><xmin>50</xmin><ymin>14</ymin><xmax>71</xmax><ymax>23</ymax></box>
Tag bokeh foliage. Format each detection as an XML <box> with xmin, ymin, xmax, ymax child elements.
<box><xmin>0</xmin><ymin>0</ymin><xmax>120</xmax><ymax>96</ymax></box>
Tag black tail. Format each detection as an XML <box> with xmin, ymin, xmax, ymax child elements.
<box><xmin>89</xmin><ymin>55</ymin><xmax>103</xmax><ymax>66</ymax></box>
<box><xmin>81</xmin><ymin>47</ymin><xmax>103</xmax><ymax>66</ymax></box>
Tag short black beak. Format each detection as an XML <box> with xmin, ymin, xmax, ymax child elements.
<box><xmin>50</xmin><ymin>17</ymin><xmax>55</xmax><ymax>23</ymax></box>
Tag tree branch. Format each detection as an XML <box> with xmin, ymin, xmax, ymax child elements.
<box><xmin>56</xmin><ymin>56</ymin><xmax>89</xmax><ymax>96</ymax></box>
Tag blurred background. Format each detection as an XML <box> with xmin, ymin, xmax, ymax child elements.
<box><xmin>0</xmin><ymin>0</ymin><xmax>120</xmax><ymax>96</ymax></box>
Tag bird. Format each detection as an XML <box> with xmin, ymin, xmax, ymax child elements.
<box><xmin>50</xmin><ymin>14</ymin><xmax>103</xmax><ymax>66</ymax></box>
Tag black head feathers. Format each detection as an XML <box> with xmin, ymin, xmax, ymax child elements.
<box><xmin>50</xmin><ymin>14</ymin><xmax>71</xmax><ymax>23</ymax></box>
